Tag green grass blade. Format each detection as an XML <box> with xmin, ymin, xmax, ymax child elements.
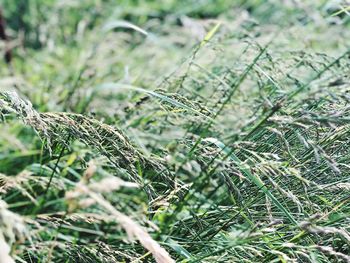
<box><xmin>96</xmin><ymin>83</ymin><xmax>213</xmax><ymax>121</ymax></box>
<box><xmin>103</xmin><ymin>20</ymin><xmax>148</xmax><ymax>36</ymax></box>
<box><xmin>199</xmin><ymin>22</ymin><xmax>221</xmax><ymax>47</ymax></box>
<box><xmin>204</xmin><ymin>137</ymin><xmax>298</xmax><ymax>225</ymax></box>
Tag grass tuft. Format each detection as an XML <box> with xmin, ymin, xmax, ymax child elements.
<box><xmin>0</xmin><ymin>1</ymin><xmax>350</xmax><ymax>262</ymax></box>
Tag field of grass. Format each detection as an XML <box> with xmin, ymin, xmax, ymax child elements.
<box><xmin>0</xmin><ymin>0</ymin><xmax>350</xmax><ymax>262</ymax></box>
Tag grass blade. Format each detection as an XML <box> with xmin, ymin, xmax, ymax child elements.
<box><xmin>204</xmin><ymin>137</ymin><xmax>298</xmax><ymax>225</ymax></box>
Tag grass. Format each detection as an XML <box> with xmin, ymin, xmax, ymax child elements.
<box><xmin>0</xmin><ymin>0</ymin><xmax>350</xmax><ymax>262</ymax></box>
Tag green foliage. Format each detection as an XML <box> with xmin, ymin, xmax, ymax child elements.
<box><xmin>0</xmin><ymin>0</ymin><xmax>350</xmax><ymax>262</ymax></box>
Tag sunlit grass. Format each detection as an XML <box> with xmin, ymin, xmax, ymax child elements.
<box><xmin>0</xmin><ymin>0</ymin><xmax>350</xmax><ymax>262</ymax></box>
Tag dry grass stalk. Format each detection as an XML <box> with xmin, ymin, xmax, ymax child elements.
<box><xmin>65</xmin><ymin>163</ymin><xmax>174</xmax><ymax>263</ymax></box>
<box><xmin>0</xmin><ymin>231</ymin><xmax>14</xmax><ymax>263</ymax></box>
<box><xmin>0</xmin><ymin>200</ymin><xmax>28</xmax><ymax>263</ymax></box>
<box><xmin>66</xmin><ymin>181</ymin><xmax>174</xmax><ymax>263</ymax></box>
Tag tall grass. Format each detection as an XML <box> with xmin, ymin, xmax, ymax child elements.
<box><xmin>0</xmin><ymin>0</ymin><xmax>350</xmax><ymax>262</ymax></box>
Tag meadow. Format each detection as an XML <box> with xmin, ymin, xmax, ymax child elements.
<box><xmin>0</xmin><ymin>1</ymin><xmax>350</xmax><ymax>262</ymax></box>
